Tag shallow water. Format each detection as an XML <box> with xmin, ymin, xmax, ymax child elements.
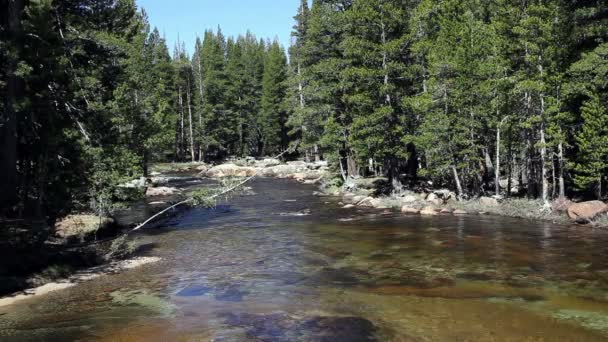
<box><xmin>2</xmin><ymin>178</ymin><xmax>608</xmax><ymax>341</ymax></box>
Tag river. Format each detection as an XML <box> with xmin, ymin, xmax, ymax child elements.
<box><xmin>2</xmin><ymin>178</ymin><xmax>608</xmax><ymax>341</ymax></box>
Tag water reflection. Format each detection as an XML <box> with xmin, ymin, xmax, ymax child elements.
<box><xmin>1</xmin><ymin>178</ymin><xmax>608</xmax><ymax>341</ymax></box>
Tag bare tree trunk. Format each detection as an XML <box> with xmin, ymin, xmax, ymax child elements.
<box><xmin>551</xmin><ymin>157</ymin><xmax>556</xmax><ymax>199</ymax></box>
<box><xmin>347</xmin><ymin>153</ymin><xmax>358</xmax><ymax>178</ymax></box>
<box><xmin>540</xmin><ymin>124</ymin><xmax>549</xmax><ymax>203</ymax></box>
<box><xmin>381</xmin><ymin>19</ymin><xmax>391</xmax><ymax>106</ymax></box>
<box><xmin>452</xmin><ymin>165</ymin><xmax>464</xmax><ymax>198</ymax></box>
<box><xmin>178</xmin><ymin>86</ymin><xmax>185</xmax><ymax>161</ymax></box>
<box><xmin>197</xmin><ymin>50</ymin><xmax>204</xmax><ymax>161</ymax></box>
<box><xmin>186</xmin><ymin>80</ymin><xmax>195</xmax><ymax>162</ymax></box>
<box><xmin>495</xmin><ymin>126</ymin><xmax>501</xmax><ymax>196</ymax></box>
<box><xmin>558</xmin><ymin>142</ymin><xmax>565</xmax><ymax>198</ymax></box>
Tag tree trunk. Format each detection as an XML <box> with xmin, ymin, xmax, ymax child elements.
<box><xmin>495</xmin><ymin>125</ymin><xmax>501</xmax><ymax>196</ymax></box>
<box><xmin>0</xmin><ymin>0</ymin><xmax>25</xmax><ymax>214</ymax></box>
<box><xmin>186</xmin><ymin>79</ymin><xmax>195</xmax><ymax>162</ymax></box>
<box><xmin>539</xmin><ymin>124</ymin><xmax>549</xmax><ymax>203</ymax></box>
<box><xmin>452</xmin><ymin>165</ymin><xmax>464</xmax><ymax>198</ymax></box>
<box><xmin>558</xmin><ymin>141</ymin><xmax>565</xmax><ymax>198</ymax></box>
<box><xmin>178</xmin><ymin>86</ymin><xmax>185</xmax><ymax>161</ymax></box>
<box><xmin>380</xmin><ymin>19</ymin><xmax>391</xmax><ymax>106</ymax></box>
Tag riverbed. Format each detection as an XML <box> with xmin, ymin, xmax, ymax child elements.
<box><xmin>1</xmin><ymin>178</ymin><xmax>608</xmax><ymax>341</ymax></box>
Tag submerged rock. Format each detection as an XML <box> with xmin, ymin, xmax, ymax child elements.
<box><xmin>220</xmin><ymin>312</ymin><xmax>378</xmax><ymax>342</ymax></box>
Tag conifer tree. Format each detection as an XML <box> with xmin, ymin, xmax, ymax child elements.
<box><xmin>259</xmin><ymin>40</ymin><xmax>289</xmax><ymax>155</ymax></box>
<box><xmin>571</xmin><ymin>96</ymin><xmax>608</xmax><ymax>199</ymax></box>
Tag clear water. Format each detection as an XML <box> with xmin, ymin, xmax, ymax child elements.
<box><xmin>2</xmin><ymin>178</ymin><xmax>608</xmax><ymax>341</ymax></box>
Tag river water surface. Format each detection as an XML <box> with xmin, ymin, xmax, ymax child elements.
<box><xmin>2</xmin><ymin>178</ymin><xmax>608</xmax><ymax>341</ymax></box>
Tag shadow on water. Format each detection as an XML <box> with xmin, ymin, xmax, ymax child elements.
<box><xmin>2</xmin><ymin>178</ymin><xmax>608</xmax><ymax>341</ymax></box>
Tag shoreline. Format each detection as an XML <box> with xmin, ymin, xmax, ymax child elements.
<box><xmin>3</xmin><ymin>160</ymin><xmax>605</xmax><ymax>307</ymax></box>
<box><xmin>0</xmin><ymin>256</ymin><xmax>161</xmax><ymax>307</ymax></box>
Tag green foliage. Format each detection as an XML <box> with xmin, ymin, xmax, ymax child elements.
<box><xmin>260</xmin><ymin>41</ymin><xmax>289</xmax><ymax>155</ymax></box>
<box><xmin>189</xmin><ymin>188</ymin><xmax>217</xmax><ymax>208</ymax></box>
<box><xmin>571</xmin><ymin>96</ymin><xmax>608</xmax><ymax>198</ymax></box>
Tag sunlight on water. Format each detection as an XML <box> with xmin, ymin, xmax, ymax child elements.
<box><xmin>1</xmin><ymin>178</ymin><xmax>608</xmax><ymax>341</ymax></box>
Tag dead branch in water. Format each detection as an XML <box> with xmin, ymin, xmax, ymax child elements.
<box><xmin>128</xmin><ymin>146</ymin><xmax>295</xmax><ymax>233</ymax></box>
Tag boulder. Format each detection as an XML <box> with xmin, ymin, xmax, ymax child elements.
<box><xmin>55</xmin><ymin>215</ymin><xmax>114</xmax><ymax>241</ymax></box>
<box><xmin>453</xmin><ymin>209</ymin><xmax>468</xmax><ymax>215</ymax></box>
<box><xmin>195</xmin><ymin>164</ymin><xmax>210</xmax><ymax>172</ymax></box>
<box><xmin>401</xmin><ymin>207</ymin><xmax>420</xmax><ymax>215</ymax></box>
<box><xmin>440</xmin><ymin>208</ymin><xmax>452</xmax><ymax>214</ymax></box>
<box><xmin>342</xmin><ymin>193</ymin><xmax>356</xmax><ymax>204</ymax></box>
<box><xmin>287</xmin><ymin>160</ymin><xmax>308</xmax><ymax>167</ymax></box>
<box><xmin>146</xmin><ymin>186</ymin><xmax>182</xmax><ymax>197</ymax></box>
<box><xmin>259</xmin><ymin>158</ymin><xmax>281</xmax><ymax>167</ymax></box>
<box><xmin>343</xmin><ymin>204</ymin><xmax>355</xmax><ymax>209</ymax></box>
<box><xmin>567</xmin><ymin>201</ymin><xmax>608</xmax><ymax>223</ymax></box>
<box><xmin>270</xmin><ymin>164</ymin><xmax>302</xmax><ymax>178</ymax></box>
<box><xmin>352</xmin><ymin>195</ymin><xmax>367</xmax><ymax>205</ymax></box>
<box><xmin>150</xmin><ymin>177</ymin><xmax>169</xmax><ymax>187</ymax></box>
<box><xmin>446</xmin><ymin>192</ymin><xmax>458</xmax><ymax>204</ymax></box>
<box><xmin>371</xmin><ymin>198</ymin><xmax>389</xmax><ymax>209</ymax></box>
<box><xmin>357</xmin><ymin>197</ymin><xmax>376</xmax><ymax>207</ymax></box>
<box><xmin>401</xmin><ymin>195</ymin><xmax>418</xmax><ymax>204</ymax></box>
<box><xmin>420</xmin><ymin>206</ymin><xmax>438</xmax><ymax>216</ymax></box>
<box><xmin>479</xmin><ymin>196</ymin><xmax>499</xmax><ymax>206</ymax></box>
<box><xmin>205</xmin><ymin>164</ymin><xmax>257</xmax><ymax>178</ymax></box>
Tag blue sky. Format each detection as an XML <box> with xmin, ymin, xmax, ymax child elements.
<box><xmin>136</xmin><ymin>0</ymin><xmax>302</xmax><ymax>55</ymax></box>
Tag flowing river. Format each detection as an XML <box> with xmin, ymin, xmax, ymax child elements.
<box><xmin>2</xmin><ymin>178</ymin><xmax>608</xmax><ymax>341</ymax></box>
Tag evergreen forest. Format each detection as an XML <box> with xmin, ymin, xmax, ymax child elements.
<box><xmin>1</xmin><ymin>0</ymin><xmax>608</xmax><ymax>220</ymax></box>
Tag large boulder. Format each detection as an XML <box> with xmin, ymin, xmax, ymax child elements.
<box><xmin>357</xmin><ymin>197</ymin><xmax>376</xmax><ymax>207</ymax></box>
<box><xmin>55</xmin><ymin>215</ymin><xmax>114</xmax><ymax>242</ymax></box>
<box><xmin>420</xmin><ymin>206</ymin><xmax>439</xmax><ymax>216</ymax></box>
<box><xmin>269</xmin><ymin>164</ymin><xmax>303</xmax><ymax>178</ymax></box>
<box><xmin>205</xmin><ymin>164</ymin><xmax>257</xmax><ymax>178</ymax></box>
<box><xmin>400</xmin><ymin>195</ymin><xmax>418</xmax><ymax>204</ymax></box>
<box><xmin>567</xmin><ymin>201</ymin><xmax>608</xmax><ymax>223</ymax></box>
<box><xmin>426</xmin><ymin>193</ymin><xmax>443</xmax><ymax>206</ymax></box>
<box><xmin>257</xmin><ymin>158</ymin><xmax>281</xmax><ymax>168</ymax></box>
<box><xmin>479</xmin><ymin>196</ymin><xmax>499</xmax><ymax>207</ymax></box>
<box><xmin>146</xmin><ymin>186</ymin><xmax>182</xmax><ymax>197</ymax></box>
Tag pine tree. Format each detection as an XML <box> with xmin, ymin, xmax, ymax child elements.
<box><xmin>572</xmin><ymin>96</ymin><xmax>608</xmax><ymax>199</ymax></box>
<box><xmin>259</xmin><ymin>40</ymin><xmax>289</xmax><ymax>155</ymax></box>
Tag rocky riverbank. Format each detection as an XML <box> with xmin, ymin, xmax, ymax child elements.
<box><xmin>315</xmin><ymin>176</ymin><xmax>608</xmax><ymax>227</ymax></box>
<box><xmin>177</xmin><ymin>158</ymin><xmax>608</xmax><ymax>228</ymax></box>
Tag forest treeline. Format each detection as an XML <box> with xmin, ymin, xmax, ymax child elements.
<box><xmin>1</xmin><ymin>0</ymin><xmax>607</xmax><ymax>220</ymax></box>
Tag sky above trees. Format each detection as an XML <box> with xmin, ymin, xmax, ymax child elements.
<box><xmin>136</xmin><ymin>0</ymin><xmax>303</xmax><ymax>53</ymax></box>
